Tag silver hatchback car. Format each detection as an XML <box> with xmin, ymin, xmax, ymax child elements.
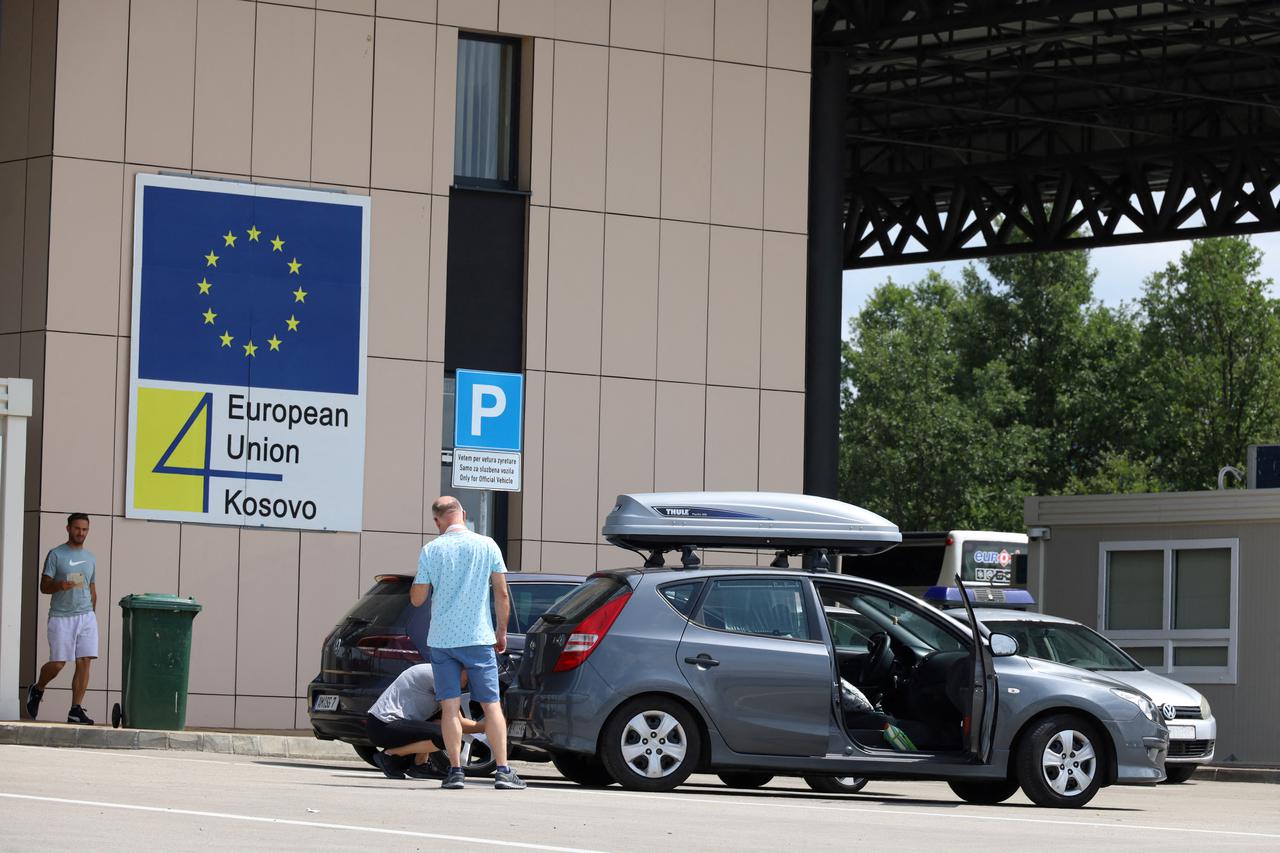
<box><xmin>507</xmin><ymin>493</ymin><xmax>1170</xmax><ymax>808</ymax></box>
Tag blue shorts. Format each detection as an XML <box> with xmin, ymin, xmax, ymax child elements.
<box><xmin>429</xmin><ymin>645</ymin><xmax>500</xmax><ymax>704</ymax></box>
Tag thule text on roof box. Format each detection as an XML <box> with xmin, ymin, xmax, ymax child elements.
<box><xmin>602</xmin><ymin>492</ymin><xmax>901</xmax><ymax>557</ymax></box>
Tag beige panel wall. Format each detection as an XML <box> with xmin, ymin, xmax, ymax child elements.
<box><xmin>22</xmin><ymin>0</ymin><xmax>812</xmax><ymax>727</ymax></box>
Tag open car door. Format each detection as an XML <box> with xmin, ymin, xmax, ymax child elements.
<box><xmin>953</xmin><ymin>572</ymin><xmax>997</xmax><ymax>763</ymax></box>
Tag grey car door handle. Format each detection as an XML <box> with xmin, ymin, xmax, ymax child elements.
<box><xmin>684</xmin><ymin>655</ymin><xmax>720</xmax><ymax>667</ymax></box>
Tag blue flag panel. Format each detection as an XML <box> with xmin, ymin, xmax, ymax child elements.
<box><xmin>137</xmin><ymin>185</ymin><xmax>363</xmax><ymax>395</ymax></box>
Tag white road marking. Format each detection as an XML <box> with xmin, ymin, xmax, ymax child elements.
<box><xmin>0</xmin><ymin>792</ymin><xmax>608</xmax><ymax>852</ymax></box>
<box><xmin>559</xmin><ymin>787</ymin><xmax>1280</xmax><ymax>840</ymax></box>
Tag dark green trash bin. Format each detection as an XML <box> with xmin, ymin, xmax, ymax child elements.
<box><xmin>112</xmin><ymin>593</ymin><xmax>202</xmax><ymax>730</ymax></box>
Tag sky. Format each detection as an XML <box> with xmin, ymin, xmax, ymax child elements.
<box><xmin>841</xmin><ymin>232</ymin><xmax>1280</xmax><ymax>335</ymax></box>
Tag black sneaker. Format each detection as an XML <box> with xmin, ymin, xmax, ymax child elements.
<box><xmin>66</xmin><ymin>705</ymin><xmax>94</xmax><ymax>725</ymax></box>
<box><xmin>494</xmin><ymin>767</ymin><xmax>527</xmax><ymax>790</ymax></box>
<box><xmin>404</xmin><ymin>761</ymin><xmax>447</xmax><ymax>780</ymax></box>
<box><xmin>441</xmin><ymin>768</ymin><xmax>466</xmax><ymax>790</ymax></box>
<box><xmin>372</xmin><ymin>750</ymin><xmax>407</xmax><ymax>779</ymax></box>
<box><xmin>25</xmin><ymin>685</ymin><xmax>42</xmax><ymax>719</ymax></box>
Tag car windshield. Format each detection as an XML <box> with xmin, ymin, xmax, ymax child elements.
<box><xmin>986</xmin><ymin>620</ymin><xmax>1141</xmax><ymax>672</ymax></box>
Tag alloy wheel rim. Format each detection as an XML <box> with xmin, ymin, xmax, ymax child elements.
<box><xmin>1041</xmin><ymin>729</ymin><xmax>1097</xmax><ymax>796</ymax></box>
<box><xmin>620</xmin><ymin>711</ymin><xmax>688</xmax><ymax>778</ymax></box>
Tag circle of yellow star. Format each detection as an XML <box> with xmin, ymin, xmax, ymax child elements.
<box><xmin>202</xmin><ymin>308</ymin><xmax>217</xmax><ymax>325</ymax></box>
<box><xmin>204</xmin><ymin>250</ymin><xmax>219</xmax><ymax>267</ymax></box>
<box><xmin>243</xmin><ymin>340</ymin><xmax>258</xmax><ymax>357</ymax></box>
<box><xmin>287</xmin><ymin>257</ymin><xmax>302</xmax><ymax>275</ymax></box>
<box><xmin>219</xmin><ymin>331</ymin><xmax>234</xmax><ymax>348</ymax></box>
<box><xmin>267</xmin><ymin>334</ymin><xmax>282</xmax><ymax>352</ymax></box>
<box><xmin>285</xmin><ymin>315</ymin><xmax>300</xmax><ymax>332</ymax></box>
<box><xmin>246</xmin><ymin>225</ymin><xmax>261</xmax><ymax>242</ymax></box>
<box><xmin>222</xmin><ymin>231</ymin><xmax>237</xmax><ymax>247</ymax></box>
<box><xmin>292</xmin><ymin>286</ymin><xmax>307</xmax><ymax>303</ymax></box>
<box><xmin>271</xmin><ymin>236</ymin><xmax>285</xmax><ymax>252</ymax></box>
<box><xmin>196</xmin><ymin>277</ymin><xmax>212</xmax><ymax>295</ymax></box>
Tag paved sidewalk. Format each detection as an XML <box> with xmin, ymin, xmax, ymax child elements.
<box><xmin>0</xmin><ymin>720</ymin><xmax>359</xmax><ymax>761</ymax></box>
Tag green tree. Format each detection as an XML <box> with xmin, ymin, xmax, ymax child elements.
<box><xmin>1138</xmin><ymin>237</ymin><xmax>1280</xmax><ymax>489</ymax></box>
<box><xmin>955</xmin><ymin>249</ymin><xmax>1149</xmax><ymax>495</ymax></box>
<box><xmin>839</xmin><ymin>273</ymin><xmax>1035</xmax><ymax>529</ymax></box>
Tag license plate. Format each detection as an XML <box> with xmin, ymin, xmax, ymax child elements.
<box><xmin>1168</xmin><ymin>725</ymin><xmax>1195</xmax><ymax>740</ymax></box>
<box><xmin>508</xmin><ymin>721</ymin><xmax>528</xmax><ymax>740</ymax></box>
<box><xmin>313</xmin><ymin>694</ymin><xmax>339</xmax><ymax>712</ymax></box>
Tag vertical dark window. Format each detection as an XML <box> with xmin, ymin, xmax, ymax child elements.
<box><xmin>454</xmin><ymin>35</ymin><xmax>520</xmax><ymax>188</ymax></box>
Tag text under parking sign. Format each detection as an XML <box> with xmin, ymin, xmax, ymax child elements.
<box><xmin>453</xmin><ymin>369</ymin><xmax>523</xmax><ymax>492</ymax></box>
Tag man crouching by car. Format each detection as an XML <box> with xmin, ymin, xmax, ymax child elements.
<box><xmin>365</xmin><ymin>664</ymin><xmax>484</xmax><ymax>779</ymax></box>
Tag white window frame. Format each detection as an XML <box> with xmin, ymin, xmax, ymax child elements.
<box><xmin>1096</xmin><ymin>538</ymin><xmax>1238</xmax><ymax>685</ymax></box>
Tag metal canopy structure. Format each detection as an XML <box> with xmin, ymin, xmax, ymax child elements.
<box><xmin>804</xmin><ymin>0</ymin><xmax>1280</xmax><ymax>498</ymax></box>
<box><xmin>816</xmin><ymin>0</ymin><xmax>1280</xmax><ymax>268</ymax></box>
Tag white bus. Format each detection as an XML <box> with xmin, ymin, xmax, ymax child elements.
<box><xmin>842</xmin><ymin>530</ymin><xmax>1032</xmax><ymax>609</ymax></box>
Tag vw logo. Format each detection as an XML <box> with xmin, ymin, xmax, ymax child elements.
<box><xmin>1161</xmin><ymin>703</ymin><xmax>1177</xmax><ymax>720</ymax></box>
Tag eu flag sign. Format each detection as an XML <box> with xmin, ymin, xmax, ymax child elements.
<box><xmin>126</xmin><ymin>175</ymin><xmax>370</xmax><ymax>532</ymax></box>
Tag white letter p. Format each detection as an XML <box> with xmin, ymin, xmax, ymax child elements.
<box><xmin>471</xmin><ymin>384</ymin><xmax>507</xmax><ymax>437</ymax></box>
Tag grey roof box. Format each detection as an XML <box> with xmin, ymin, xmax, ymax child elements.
<box><xmin>602</xmin><ymin>492</ymin><xmax>901</xmax><ymax>554</ymax></box>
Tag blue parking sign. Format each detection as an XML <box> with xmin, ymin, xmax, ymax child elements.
<box><xmin>454</xmin><ymin>369</ymin><xmax>524</xmax><ymax>452</ymax></box>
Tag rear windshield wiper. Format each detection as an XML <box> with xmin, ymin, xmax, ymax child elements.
<box><xmin>539</xmin><ymin>613</ymin><xmax>568</xmax><ymax>625</ymax></box>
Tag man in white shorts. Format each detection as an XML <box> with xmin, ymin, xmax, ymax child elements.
<box><xmin>26</xmin><ymin>513</ymin><xmax>98</xmax><ymax>725</ymax></box>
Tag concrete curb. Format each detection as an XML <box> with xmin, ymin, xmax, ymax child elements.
<box><xmin>1193</xmin><ymin>765</ymin><xmax>1280</xmax><ymax>784</ymax></box>
<box><xmin>0</xmin><ymin>721</ymin><xmax>359</xmax><ymax>761</ymax></box>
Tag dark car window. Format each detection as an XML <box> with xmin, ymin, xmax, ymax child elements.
<box><xmin>342</xmin><ymin>577</ymin><xmax>412</xmax><ymax>627</ymax></box>
<box><xmin>543</xmin><ymin>575</ymin><xmax>629</xmax><ymax>623</ymax></box>
<box><xmin>659</xmin><ymin>581</ymin><xmax>703</xmax><ymax>617</ymax></box>
<box><xmin>507</xmin><ymin>582</ymin><xmax>578</xmax><ymax>632</ymax></box>
<box><xmin>695</xmin><ymin>578</ymin><xmax>813</xmax><ymax>640</ymax></box>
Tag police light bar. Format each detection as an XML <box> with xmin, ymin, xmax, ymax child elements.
<box><xmin>602</xmin><ymin>492</ymin><xmax>901</xmax><ymax>555</ymax></box>
<box><xmin>924</xmin><ymin>586</ymin><xmax>1037</xmax><ymax>608</ymax></box>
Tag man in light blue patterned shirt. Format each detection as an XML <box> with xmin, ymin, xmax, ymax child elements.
<box><xmin>411</xmin><ymin>496</ymin><xmax>524</xmax><ymax>790</ymax></box>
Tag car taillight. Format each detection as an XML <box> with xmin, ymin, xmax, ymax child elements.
<box><xmin>553</xmin><ymin>592</ymin><xmax>632</xmax><ymax>673</ymax></box>
<box><xmin>357</xmin><ymin>634</ymin><xmax>424</xmax><ymax>662</ymax></box>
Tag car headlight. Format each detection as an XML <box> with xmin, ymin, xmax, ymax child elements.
<box><xmin>1199</xmin><ymin>694</ymin><xmax>1211</xmax><ymax>719</ymax></box>
<box><xmin>1112</xmin><ymin>688</ymin><xmax>1160</xmax><ymax>724</ymax></box>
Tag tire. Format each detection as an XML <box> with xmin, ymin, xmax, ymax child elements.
<box><xmin>1162</xmin><ymin>765</ymin><xmax>1197</xmax><ymax>784</ymax></box>
<box><xmin>1014</xmin><ymin>714</ymin><xmax>1107</xmax><ymax>808</ymax></box>
<box><xmin>600</xmin><ymin>696</ymin><xmax>702</xmax><ymax>792</ymax></box>
<box><xmin>353</xmin><ymin>744</ymin><xmax>380</xmax><ymax>768</ymax></box>
<box><xmin>717</xmin><ymin>772</ymin><xmax>773</xmax><ymax>789</ymax></box>
<box><xmin>552</xmin><ymin>752</ymin><xmax>616</xmax><ymax>787</ymax></box>
<box><xmin>111</xmin><ymin>703</ymin><xmax>123</xmax><ymax>729</ymax></box>
<box><xmin>461</xmin><ymin>734</ymin><xmax>497</xmax><ymax>778</ymax></box>
<box><xmin>803</xmin><ymin>775</ymin><xmax>869</xmax><ymax>795</ymax></box>
<box><xmin>948</xmin><ymin>779</ymin><xmax>1021</xmax><ymax>805</ymax></box>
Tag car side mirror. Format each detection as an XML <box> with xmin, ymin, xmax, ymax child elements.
<box><xmin>989</xmin><ymin>633</ymin><xmax>1018</xmax><ymax>657</ymax></box>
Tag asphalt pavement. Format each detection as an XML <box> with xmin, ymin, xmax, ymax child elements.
<box><xmin>3</xmin><ymin>744</ymin><xmax>1279</xmax><ymax>852</ymax></box>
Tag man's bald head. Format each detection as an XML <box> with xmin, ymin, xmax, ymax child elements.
<box><xmin>431</xmin><ymin>496</ymin><xmax>464</xmax><ymax>531</ymax></box>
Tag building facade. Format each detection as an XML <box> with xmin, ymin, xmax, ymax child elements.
<box><xmin>0</xmin><ymin>0</ymin><xmax>813</xmax><ymax>729</ymax></box>
<box><xmin>1026</xmin><ymin>490</ymin><xmax>1280</xmax><ymax>766</ymax></box>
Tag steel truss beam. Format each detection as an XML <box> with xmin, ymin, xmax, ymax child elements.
<box><xmin>814</xmin><ymin>0</ymin><xmax>1280</xmax><ymax>268</ymax></box>
<box><xmin>843</xmin><ymin>141</ymin><xmax>1280</xmax><ymax>268</ymax></box>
